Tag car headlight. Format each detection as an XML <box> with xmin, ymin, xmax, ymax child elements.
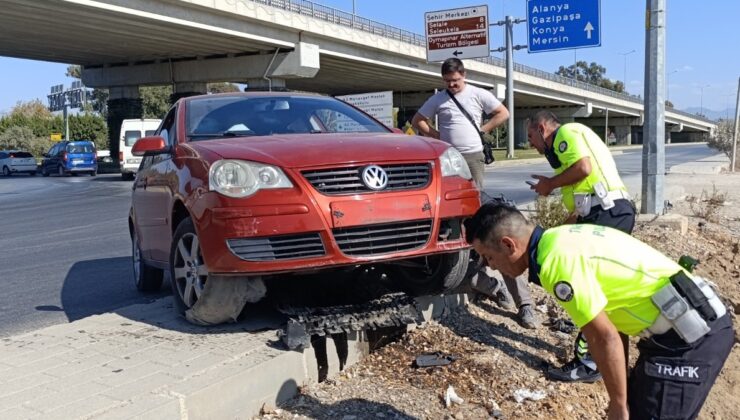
<box><xmin>439</xmin><ymin>147</ymin><xmax>472</xmax><ymax>179</ymax></box>
<box><xmin>209</xmin><ymin>160</ymin><xmax>293</xmax><ymax>198</ymax></box>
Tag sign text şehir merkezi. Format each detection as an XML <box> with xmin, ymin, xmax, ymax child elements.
<box><xmin>526</xmin><ymin>0</ymin><xmax>600</xmax><ymax>53</ymax></box>
<box><xmin>424</xmin><ymin>5</ymin><xmax>489</xmax><ymax>62</ymax></box>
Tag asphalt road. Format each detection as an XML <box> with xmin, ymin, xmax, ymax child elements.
<box><xmin>0</xmin><ymin>143</ymin><xmax>719</xmax><ymax>337</ymax></box>
<box><xmin>482</xmin><ymin>143</ymin><xmax>718</xmax><ymax>207</ymax></box>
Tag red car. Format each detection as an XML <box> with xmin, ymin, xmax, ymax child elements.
<box><xmin>129</xmin><ymin>92</ymin><xmax>479</xmax><ymax>325</ymax></box>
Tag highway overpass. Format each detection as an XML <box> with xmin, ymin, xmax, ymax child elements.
<box><xmin>0</xmin><ymin>0</ymin><xmax>716</xmax><ymax>151</ymax></box>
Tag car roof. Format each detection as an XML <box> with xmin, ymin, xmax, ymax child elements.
<box><xmin>180</xmin><ymin>91</ymin><xmax>327</xmax><ymax>104</ymax></box>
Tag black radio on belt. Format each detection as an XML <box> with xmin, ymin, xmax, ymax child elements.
<box><xmin>670</xmin><ymin>256</ymin><xmax>718</xmax><ymax>322</ymax></box>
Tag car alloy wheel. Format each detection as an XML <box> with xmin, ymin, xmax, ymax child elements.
<box><xmin>2</xmin><ymin>166</ymin><xmax>10</xmax><ymax>176</ymax></box>
<box><xmin>172</xmin><ymin>228</ymin><xmax>208</xmax><ymax>308</ymax></box>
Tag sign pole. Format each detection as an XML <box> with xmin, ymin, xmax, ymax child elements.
<box><xmin>63</xmin><ymin>99</ymin><xmax>70</xmax><ymax>141</ymax></box>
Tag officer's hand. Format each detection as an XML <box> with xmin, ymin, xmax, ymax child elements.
<box><xmin>530</xmin><ymin>175</ymin><xmax>554</xmax><ymax>196</ymax></box>
<box><xmin>607</xmin><ymin>401</ymin><xmax>628</xmax><ymax>420</ymax></box>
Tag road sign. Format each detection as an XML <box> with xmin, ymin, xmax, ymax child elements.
<box><xmin>425</xmin><ymin>5</ymin><xmax>489</xmax><ymax>63</ymax></box>
<box><xmin>526</xmin><ymin>0</ymin><xmax>600</xmax><ymax>53</ymax></box>
<box><xmin>50</xmin><ymin>133</ymin><xmax>62</xmax><ymax>141</ymax></box>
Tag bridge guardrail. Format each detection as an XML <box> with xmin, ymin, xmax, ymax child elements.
<box><xmin>249</xmin><ymin>0</ymin><xmax>715</xmax><ymax>125</ymax></box>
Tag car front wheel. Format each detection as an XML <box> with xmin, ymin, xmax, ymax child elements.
<box><xmin>391</xmin><ymin>249</ymin><xmax>470</xmax><ymax>296</ymax></box>
<box><xmin>57</xmin><ymin>165</ymin><xmax>65</xmax><ymax>176</ymax></box>
<box><xmin>132</xmin><ymin>229</ymin><xmax>164</xmax><ymax>292</ymax></box>
<box><xmin>170</xmin><ymin>217</ymin><xmax>262</xmax><ymax>325</ymax></box>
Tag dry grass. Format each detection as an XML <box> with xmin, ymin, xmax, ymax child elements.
<box><xmin>529</xmin><ymin>196</ymin><xmax>570</xmax><ymax>229</ymax></box>
<box><xmin>686</xmin><ymin>184</ymin><xmax>727</xmax><ymax>222</ymax></box>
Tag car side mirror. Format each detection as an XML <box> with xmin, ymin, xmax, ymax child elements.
<box><xmin>132</xmin><ymin>136</ymin><xmax>169</xmax><ymax>156</ymax></box>
<box><xmin>391</xmin><ymin>128</ymin><xmax>404</xmax><ymax>134</ymax></box>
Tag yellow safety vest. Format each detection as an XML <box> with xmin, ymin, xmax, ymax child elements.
<box><xmin>531</xmin><ymin>224</ymin><xmax>688</xmax><ymax>335</ymax></box>
<box><xmin>553</xmin><ymin>123</ymin><xmax>627</xmax><ymax>212</ymax></box>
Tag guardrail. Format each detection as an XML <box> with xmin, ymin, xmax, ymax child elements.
<box><xmin>247</xmin><ymin>0</ymin><xmax>715</xmax><ymax>125</ymax></box>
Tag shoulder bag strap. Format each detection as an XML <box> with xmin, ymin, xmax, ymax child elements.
<box><xmin>446</xmin><ymin>89</ymin><xmax>484</xmax><ymax>143</ymax></box>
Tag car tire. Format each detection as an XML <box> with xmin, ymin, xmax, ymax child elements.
<box><xmin>57</xmin><ymin>165</ymin><xmax>65</xmax><ymax>177</ymax></box>
<box><xmin>170</xmin><ymin>217</ymin><xmax>256</xmax><ymax>325</ymax></box>
<box><xmin>2</xmin><ymin>166</ymin><xmax>10</xmax><ymax>177</ymax></box>
<box><xmin>90</xmin><ymin>170</ymin><xmax>97</xmax><ymax>177</ymax></box>
<box><xmin>122</xmin><ymin>173</ymin><xmax>135</xmax><ymax>181</ymax></box>
<box><xmin>41</xmin><ymin>166</ymin><xmax>49</xmax><ymax>177</ymax></box>
<box><xmin>392</xmin><ymin>248</ymin><xmax>470</xmax><ymax>296</ymax></box>
<box><xmin>29</xmin><ymin>171</ymin><xmax>36</xmax><ymax>176</ymax></box>
<box><xmin>132</xmin><ymin>230</ymin><xmax>163</xmax><ymax>292</ymax></box>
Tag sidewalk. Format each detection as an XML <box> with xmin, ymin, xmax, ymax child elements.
<box><xmin>0</xmin><ymin>293</ymin><xmax>466</xmax><ymax>419</ymax></box>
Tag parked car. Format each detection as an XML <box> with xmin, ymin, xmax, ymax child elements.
<box><xmin>129</xmin><ymin>92</ymin><xmax>479</xmax><ymax>325</ymax></box>
<box><xmin>0</xmin><ymin>150</ymin><xmax>37</xmax><ymax>176</ymax></box>
<box><xmin>41</xmin><ymin>140</ymin><xmax>98</xmax><ymax>177</ymax></box>
<box><xmin>119</xmin><ymin>118</ymin><xmax>161</xmax><ymax>180</ymax></box>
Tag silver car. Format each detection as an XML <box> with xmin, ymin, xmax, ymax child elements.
<box><xmin>0</xmin><ymin>150</ymin><xmax>37</xmax><ymax>176</ymax></box>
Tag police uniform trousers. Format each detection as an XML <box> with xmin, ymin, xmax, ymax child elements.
<box><xmin>577</xmin><ymin>198</ymin><xmax>636</xmax><ymax>234</ymax></box>
<box><xmin>627</xmin><ymin>314</ymin><xmax>734</xmax><ymax>420</ymax></box>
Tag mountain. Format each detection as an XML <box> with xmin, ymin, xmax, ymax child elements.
<box><xmin>680</xmin><ymin>107</ymin><xmax>737</xmax><ymax>121</ymax></box>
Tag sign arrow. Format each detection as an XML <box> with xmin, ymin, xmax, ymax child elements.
<box><xmin>452</xmin><ymin>50</ymin><xmax>463</xmax><ymax>57</ymax></box>
<box><xmin>584</xmin><ymin>22</ymin><xmax>594</xmax><ymax>39</ymax></box>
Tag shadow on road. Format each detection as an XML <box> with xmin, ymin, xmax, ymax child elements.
<box><xmin>60</xmin><ymin>256</ymin><xmax>167</xmax><ymax>322</ymax></box>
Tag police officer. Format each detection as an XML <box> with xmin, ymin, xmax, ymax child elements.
<box><xmin>526</xmin><ymin>110</ymin><xmax>636</xmax><ymax>381</ymax></box>
<box><xmin>465</xmin><ymin>203</ymin><xmax>734</xmax><ymax>420</ymax></box>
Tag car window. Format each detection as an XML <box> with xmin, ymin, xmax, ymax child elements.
<box><xmin>10</xmin><ymin>152</ymin><xmax>33</xmax><ymax>158</ymax></box>
<box><xmin>66</xmin><ymin>144</ymin><xmax>94</xmax><ymax>154</ymax></box>
<box><xmin>124</xmin><ymin>130</ymin><xmax>143</xmax><ymax>147</ymax></box>
<box><xmin>185</xmin><ymin>96</ymin><xmax>387</xmax><ymax>140</ymax></box>
<box><xmin>49</xmin><ymin>144</ymin><xmax>59</xmax><ymax>155</ymax></box>
<box><xmin>159</xmin><ymin>108</ymin><xmax>177</xmax><ymax>145</ymax></box>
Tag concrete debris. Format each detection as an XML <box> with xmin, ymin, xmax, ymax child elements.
<box><xmin>513</xmin><ymin>389</ymin><xmax>546</xmax><ymax>403</ymax></box>
<box><xmin>444</xmin><ymin>385</ymin><xmax>464</xmax><ymax>408</ymax></box>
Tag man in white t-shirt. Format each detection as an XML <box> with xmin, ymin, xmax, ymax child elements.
<box><xmin>412</xmin><ymin>58</ymin><xmax>507</xmax><ymax>189</ymax></box>
<box><xmin>412</xmin><ymin>58</ymin><xmax>538</xmax><ymax>329</ymax></box>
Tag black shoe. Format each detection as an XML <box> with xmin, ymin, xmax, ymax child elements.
<box><xmin>546</xmin><ymin>358</ymin><xmax>602</xmax><ymax>383</ymax></box>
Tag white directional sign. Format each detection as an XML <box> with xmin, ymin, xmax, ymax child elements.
<box><xmin>425</xmin><ymin>5</ymin><xmax>489</xmax><ymax>63</ymax></box>
<box><xmin>336</xmin><ymin>91</ymin><xmax>394</xmax><ymax>128</ymax></box>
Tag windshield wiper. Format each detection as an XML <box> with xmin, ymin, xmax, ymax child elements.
<box><xmin>188</xmin><ymin>131</ymin><xmax>256</xmax><ymax>139</ymax></box>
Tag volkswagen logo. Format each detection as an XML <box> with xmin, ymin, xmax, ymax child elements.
<box><xmin>361</xmin><ymin>165</ymin><xmax>388</xmax><ymax>190</ymax></box>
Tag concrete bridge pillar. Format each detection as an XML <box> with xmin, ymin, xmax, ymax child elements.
<box><xmin>614</xmin><ymin>125</ymin><xmax>632</xmax><ymax>145</ymax></box>
<box><xmin>170</xmin><ymin>82</ymin><xmax>208</xmax><ymax>104</ymax></box>
<box><xmin>107</xmin><ymin>86</ymin><xmax>142</xmax><ymax>163</ymax></box>
<box><xmin>514</xmin><ymin>117</ymin><xmax>529</xmax><ymax>148</ymax></box>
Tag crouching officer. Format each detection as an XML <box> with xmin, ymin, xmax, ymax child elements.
<box><xmin>465</xmin><ymin>203</ymin><xmax>734</xmax><ymax>420</ymax></box>
<box><xmin>527</xmin><ymin>110</ymin><xmax>636</xmax><ymax>382</ymax></box>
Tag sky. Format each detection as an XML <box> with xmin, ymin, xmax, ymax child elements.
<box><xmin>1</xmin><ymin>0</ymin><xmax>738</xmax><ymax>117</ymax></box>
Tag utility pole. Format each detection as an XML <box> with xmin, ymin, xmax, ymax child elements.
<box><xmin>732</xmin><ymin>77</ymin><xmax>739</xmax><ymax>172</ymax></box>
<box><xmin>491</xmin><ymin>16</ymin><xmax>526</xmax><ymax>159</ymax></box>
<box><xmin>641</xmin><ymin>0</ymin><xmax>666</xmax><ymax>215</ymax></box>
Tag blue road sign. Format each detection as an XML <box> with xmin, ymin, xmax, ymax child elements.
<box><xmin>526</xmin><ymin>0</ymin><xmax>600</xmax><ymax>53</ymax></box>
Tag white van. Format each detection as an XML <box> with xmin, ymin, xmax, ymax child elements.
<box><xmin>119</xmin><ymin>119</ymin><xmax>161</xmax><ymax>180</ymax></box>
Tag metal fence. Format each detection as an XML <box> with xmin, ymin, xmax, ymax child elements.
<box><xmin>247</xmin><ymin>0</ymin><xmax>714</xmax><ymax>124</ymax></box>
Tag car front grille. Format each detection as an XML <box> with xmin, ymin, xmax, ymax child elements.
<box><xmin>332</xmin><ymin>219</ymin><xmax>433</xmax><ymax>256</ymax></box>
<box><xmin>227</xmin><ymin>233</ymin><xmax>325</xmax><ymax>261</ymax></box>
<box><xmin>302</xmin><ymin>163</ymin><xmax>431</xmax><ymax>195</ymax></box>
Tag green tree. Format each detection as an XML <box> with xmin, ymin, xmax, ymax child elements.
<box><xmin>555</xmin><ymin>61</ymin><xmax>625</xmax><ymax>93</ymax></box>
<box><xmin>0</xmin><ymin>100</ymin><xmax>62</xmax><ymax>139</ymax></box>
<box><xmin>0</xmin><ymin>126</ymin><xmax>54</xmax><ymax>157</ymax></box>
<box><xmin>141</xmin><ymin>86</ymin><xmax>173</xmax><ymax>119</ymax></box>
<box><xmin>69</xmin><ymin>114</ymin><xmax>109</xmax><ymax>151</ymax></box>
<box><xmin>707</xmin><ymin>119</ymin><xmax>736</xmax><ymax>165</ymax></box>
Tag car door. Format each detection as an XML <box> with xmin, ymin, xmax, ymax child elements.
<box><xmin>44</xmin><ymin>144</ymin><xmax>59</xmax><ymax>172</ymax></box>
<box><xmin>132</xmin><ymin>107</ymin><xmax>177</xmax><ymax>263</ymax></box>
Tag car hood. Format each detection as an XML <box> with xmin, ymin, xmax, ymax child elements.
<box><xmin>190</xmin><ymin>133</ymin><xmax>444</xmax><ymax>168</ymax></box>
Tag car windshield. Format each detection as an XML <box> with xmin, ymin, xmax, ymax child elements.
<box><xmin>67</xmin><ymin>144</ymin><xmax>94</xmax><ymax>154</ymax></box>
<box><xmin>186</xmin><ymin>95</ymin><xmax>388</xmax><ymax>140</ymax></box>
